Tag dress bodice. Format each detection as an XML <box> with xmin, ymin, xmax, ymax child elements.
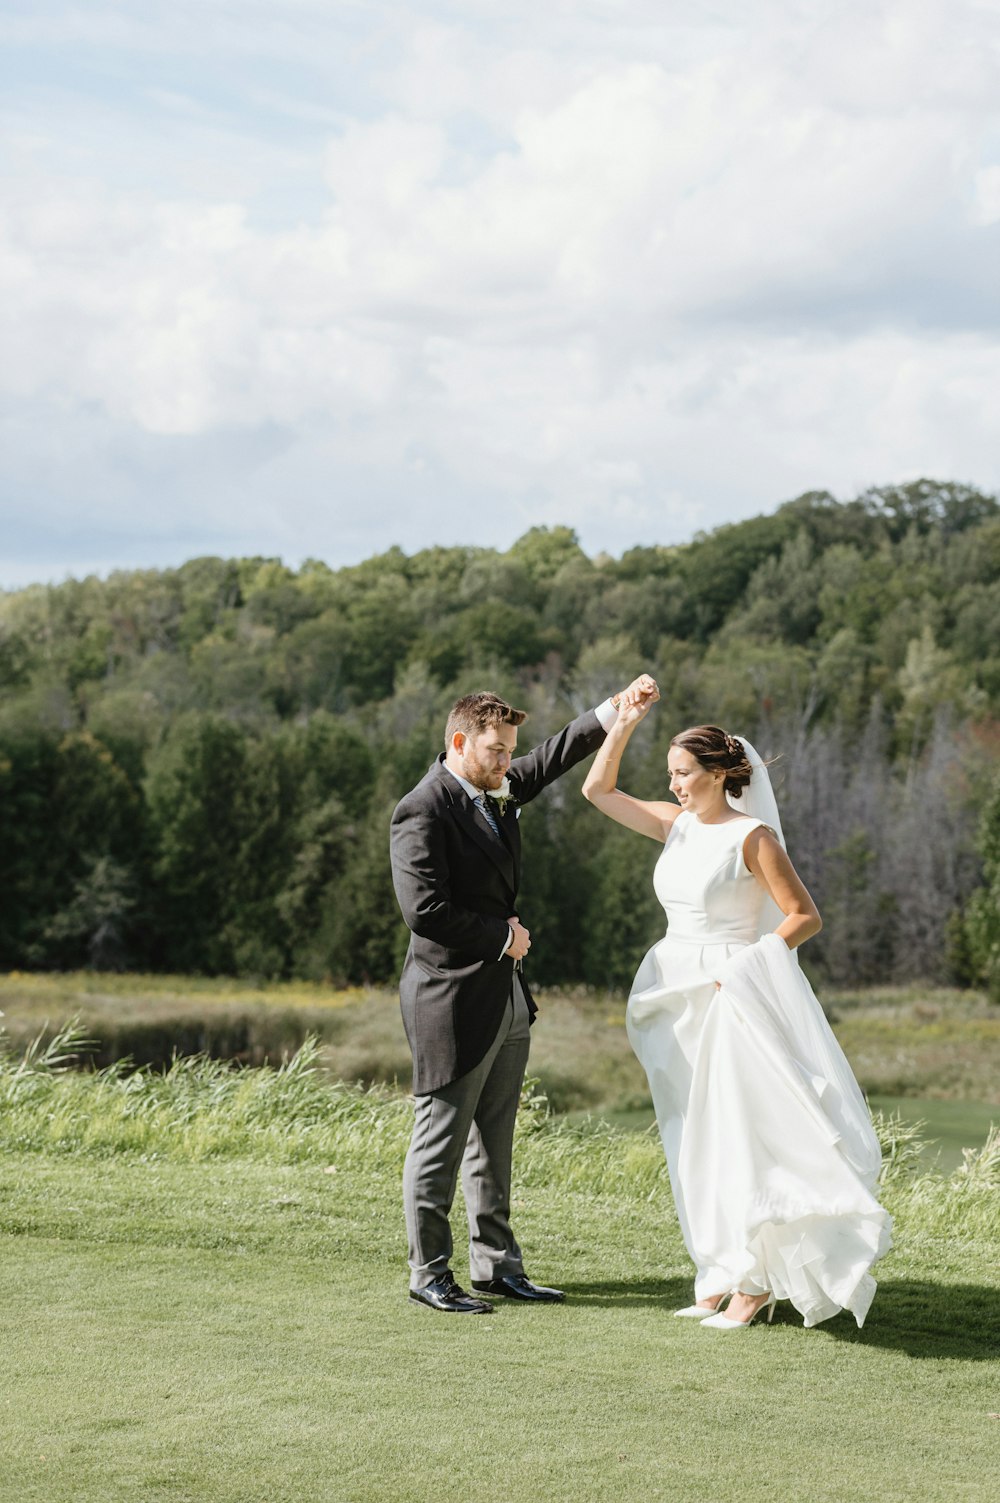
<box><xmin>654</xmin><ymin>810</ymin><xmax>767</xmax><ymax>945</ymax></box>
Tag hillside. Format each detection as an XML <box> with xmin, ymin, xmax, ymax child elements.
<box><xmin>2</xmin><ymin>479</ymin><xmax>999</xmax><ymax>987</ymax></box>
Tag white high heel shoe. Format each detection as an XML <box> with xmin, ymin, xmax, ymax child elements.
<box><xmin>674</xmin><ymin>1294</ymin><xmax>731</xmax><ymax>1319</ymax></box>
<box><xmin>700</xmin><ymin>1293</ymin><xmax>776</xmax><ymax>1330</ymax></box>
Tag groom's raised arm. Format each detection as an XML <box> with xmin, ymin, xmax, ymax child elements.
<box><xmin>507</xmin><ymin>709</ymin><xmax>609</xmax><ymax>806</ymax></box>
<box><xmin>390</xmin><ymin>802</ymin><xmax>511</xmax><ymax>960</ymax></box>
<box><xmin>509</xmin><ymin>677</ymin><xmax>655</xmax><ymax>805</ymax></box>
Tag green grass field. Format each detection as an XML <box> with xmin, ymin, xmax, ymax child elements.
<box><xmin>1</xmin><ymin>1033</ymin><xmax>998</xmax><ymax>1503</ymax></box>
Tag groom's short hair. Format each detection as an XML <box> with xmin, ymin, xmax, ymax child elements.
<box><xmin>445</xmin><ymin>693</ymin><xmax>527</xmax><ymax>748</ymax></box>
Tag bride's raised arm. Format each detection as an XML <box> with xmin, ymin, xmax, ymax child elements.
<box><xmin>582</xmin><ymin>682</ymin><xmax>678</xmax><ymax>843</ymax></box>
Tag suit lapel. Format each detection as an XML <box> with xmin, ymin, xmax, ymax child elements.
<box><xmin>451</xmin><ymin>792</ymin><xmax>517</xmax><ymax>884</ymax></box>
<box><xmin>432</xmin><ymin>760</ymin><xmax>517</xmax><ymax>886</ymax></box>
<box><xmin>494</xmin><ymin>806</ymin><xmax>521</xmax><ymax>886</ymax></box>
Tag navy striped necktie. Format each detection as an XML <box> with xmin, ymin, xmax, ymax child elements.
<box><xmin>474</xmin><ymin>793</ymin><xmax>502</xmax><ymax>839</ymax></box>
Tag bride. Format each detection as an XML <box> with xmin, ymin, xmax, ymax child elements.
<box><xmin>583</xmin><ymin>679</ymin><xmax>892</xmax><ymax>1330</ymax></box>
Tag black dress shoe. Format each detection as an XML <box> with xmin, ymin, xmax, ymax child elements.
<box><xmin>471</xmin><ymin>1273</ymin><xmax>565</xmax><ymax>1303</ymax></box>
<box><xmin>409</xmin><ymin>1271</ymin><xmax>493</xmax><ymax>1314</ymax></box>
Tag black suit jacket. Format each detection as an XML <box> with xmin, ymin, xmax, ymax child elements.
<box><xmin>389</xmin><ymin>710</ymin><xmax>606</xmax><ymax>1094</ymax></box>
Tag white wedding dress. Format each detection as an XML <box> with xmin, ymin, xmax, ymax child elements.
<box><xmin>627</xmin><ymin>792</ymin><xmax>893</xmax><ymax>1327</ymax></box>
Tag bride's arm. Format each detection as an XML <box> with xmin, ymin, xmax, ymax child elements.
<box><xmin>743</xmin><ymin>828</ymin><xmax>822</xmax><ymax>949</ymax></box>
<box><xmin>582</xmin><ymin>688</ymin><xmax>678</xmax><ymax>843</ymax></box>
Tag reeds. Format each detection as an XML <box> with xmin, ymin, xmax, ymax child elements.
<box><xmin>0</xmin><ymin>1019</ymin><xmax>411</xmax><ymax>1165</ymax></box>
<box><xmin>1</xmin><ymin>1022</ymin><xmax>995</xmax><ymax>1240</ymax></box>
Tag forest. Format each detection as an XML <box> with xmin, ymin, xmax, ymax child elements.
<box><xmin>2</xmin><ymin>477</ymin><xmax>1000</xmax><ymax>994</ymax></box>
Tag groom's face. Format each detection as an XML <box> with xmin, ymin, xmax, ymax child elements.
<box><xmin>455</xmin><ymin>722</ymin><xmax>517</xmax><ymax>791</ymax></box>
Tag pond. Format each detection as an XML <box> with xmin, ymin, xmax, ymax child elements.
<box><xmin>570</xmin><ymin>1096</ymin><xmax>997</xmax><ymax>1174</ymax></box>
<box><xmin>866</xmin><ymin>1095</ymin><xmax>997</xmax><ymax>1173</ymax></box>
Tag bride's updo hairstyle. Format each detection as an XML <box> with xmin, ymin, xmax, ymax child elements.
<box><xmin>670</xmin><ymin>725</ymin><xmax>754</xmax><ymax>799</ymax></box>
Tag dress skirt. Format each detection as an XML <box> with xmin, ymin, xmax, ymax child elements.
<box><xmin>627</xmin><ymin>930</ymin><xmax>893</xmax><ymax>1327</ymax></box>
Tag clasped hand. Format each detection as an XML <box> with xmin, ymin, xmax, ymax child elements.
<box><xmin>618</xmin><ymin>673</ymin><xmax>659</xmax><ymax>722</ymax></box>
<box><xmin>506</xmin><ymin>915</ymin><xmax>530</xmax><ymax>960</ymax></box>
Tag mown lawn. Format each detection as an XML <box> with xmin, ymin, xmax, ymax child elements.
<box><xmin>0</xmin><ymin>1039</ymin><xmax>998</xmax><ymax>1503</ymax></box>
<box><xmin>2</xmin><ymin>1155</ymin><xmax>999</xmax><ymax>1503</ymax></box>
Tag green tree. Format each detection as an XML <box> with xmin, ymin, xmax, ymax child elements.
<box><xmin>962</xmin><ymin>774</ymin><xmax>1000</xmax><ymax>1001</ymax></box>
<box><xmin>895</xmin><ymin>626</ymin><xmax>981</xmax><ymax>757</ymax></box>
<box><xmin>678</xmin><ymin>512</ymin><xmax>792</xmax><ymax>639</ymax></box>
<box><xmin>308</xmin><ymin>788</ymin><xmax>408</xmax><ymax>985</ymax></box>
<box><xmin>145</xmin><ymin>714</ymin><xmax>252</xmax><ymax>972</ymax></box>
<box><xmin>0</xmin><ymin>726</ymin><xmax>142</xmax><ymax>967</ymax></box>
<box><xmin>42</xmin><ymin>855</ymin><xmax>136</xmax><ymax>969</ymax></box>
<box><xmin>507</xmin><ymin>525</ymin><xmax>588</xmax><ymax>593</ymax></box>
<box><xmin>273</xmin><ymin>796</ymin><xmax>353</xmax><ymax>978</ymax></box>
<box><xmin>729</xmin><ymin>532</ymin><xmax>822</xmax><ymax>645</ymax></box>
<box><xmin>862</xmin><ymin>479</ymin><xmax>997</xmax><ymax>541</ymax></box>
<box><xmin>580</xmin><ymin>825</ymin><xmax>662</xmax><ymax>991</ymax></box>
<box><xmin>175</xmin><ymin>557</ymin><xmax>245</xmax><ymax>650</ymax></box>
<box><xmin>2</xmin><ymin>486</ymin><xmax>999</xmax><ymax>987</ymax></box>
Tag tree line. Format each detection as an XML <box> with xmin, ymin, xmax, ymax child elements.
<box><xmin>2</xmin><ymin>478</ymin><xmax>999</xmax><ymax>994</ymax></box>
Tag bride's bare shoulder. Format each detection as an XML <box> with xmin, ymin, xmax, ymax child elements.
<box><xmin>741</xmin><ymin>820</ymin><xmax>781</xmax><ymax>857</ymax></box>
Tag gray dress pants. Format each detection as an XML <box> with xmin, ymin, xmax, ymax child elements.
<box><xmin>403</xmin><ymin>977</ymin><xmax>532</xmax><ymax>1290</ymax></box>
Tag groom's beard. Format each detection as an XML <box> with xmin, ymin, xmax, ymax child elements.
<box><xmin>460</xmin><ymin>751</ymin><xmax>507</xmax><ymax>791</ymax></box>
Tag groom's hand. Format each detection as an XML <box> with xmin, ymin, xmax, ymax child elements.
<box><xmin>613</xmin><ymin>674</ymin><xmax>659</xmax><ymax>724</ymax></box>
<box><xmin>615</xmin><ymin>673</ymin><xmax>659</xmax><ymax>711</ymax></box>
<box><xmin>506</xmin><ymin>916</ymin><xmax>531</xmax><ymax>961</ymax></box>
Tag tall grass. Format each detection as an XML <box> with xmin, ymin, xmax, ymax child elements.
<box><xmin>1</xmin><ymin>1022</ymin><xmax>996</xmax><ymax>1241</ymax></box>
<box><xmin>3</xmin><ymin>972</ymin><xmax>999</xmax><ymax>1107</ymax></box>
<box><xmin>0</xmin><ymin>1020</ymin><xmax>409</xmax><ymax>1165</ymax></box>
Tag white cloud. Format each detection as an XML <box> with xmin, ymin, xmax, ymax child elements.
<box><xmin>1</xmin><ymin>0</ymin><xmax>1000</xmax><ymax>583</ymax></box>
<box><xmin>971</xmin><ymin>165</ymin><xmax>1000</xmax><ymax>225</ymax></box>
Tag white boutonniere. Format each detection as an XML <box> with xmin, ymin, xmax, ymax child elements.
<box><xmin>487</xmin><ymin>777</ymin><xmax>516</xmax><ymax>817</ymax></box>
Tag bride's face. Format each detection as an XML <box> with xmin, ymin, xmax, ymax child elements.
<box><xmin>668</xmin><ymin>746</ymin><xmax>723</xmax><ymax>813</ymax></box>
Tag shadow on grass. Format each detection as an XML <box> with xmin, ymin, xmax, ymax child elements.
<box><xmin>561</xmin><ymin>1277</ymin><xmax>692</xmax><ymax>1309</ymax></box>
<box><xmin>564</xmin><ymin>1278</ymin><xmax>1000</xmax><ymax>1359</ymax></box>
<box><xmin>819</xmin><ymin>1279</ymin><xmax>1000</xmax><ymax>1361</ymax></box>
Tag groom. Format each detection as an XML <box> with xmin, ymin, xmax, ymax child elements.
<box><xmin>390</xmin><ymin>677</ymin><xmax>654</xmax><ymax>1313</ymax></box>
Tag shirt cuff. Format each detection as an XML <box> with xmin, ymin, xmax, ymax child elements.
<box><xmin>595</xmin><ymin>698</ymin><xmax>619</xmax><ymax>731</ymax></box>
<box><xmin>499</xmin><ymin>925</ymin><xmax>514</xmax><ymax>961</ymax></box>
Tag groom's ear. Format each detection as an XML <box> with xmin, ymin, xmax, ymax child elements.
<box><xmin>450</xmin><ymin>731</ymin><xmax>467</xmax><ymax>755</ymax></box>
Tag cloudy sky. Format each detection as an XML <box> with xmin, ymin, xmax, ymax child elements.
<box><xmin>2</xmin><ymin>0</ymin><xmax>999</xmax><ymax>588</ymax></box>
